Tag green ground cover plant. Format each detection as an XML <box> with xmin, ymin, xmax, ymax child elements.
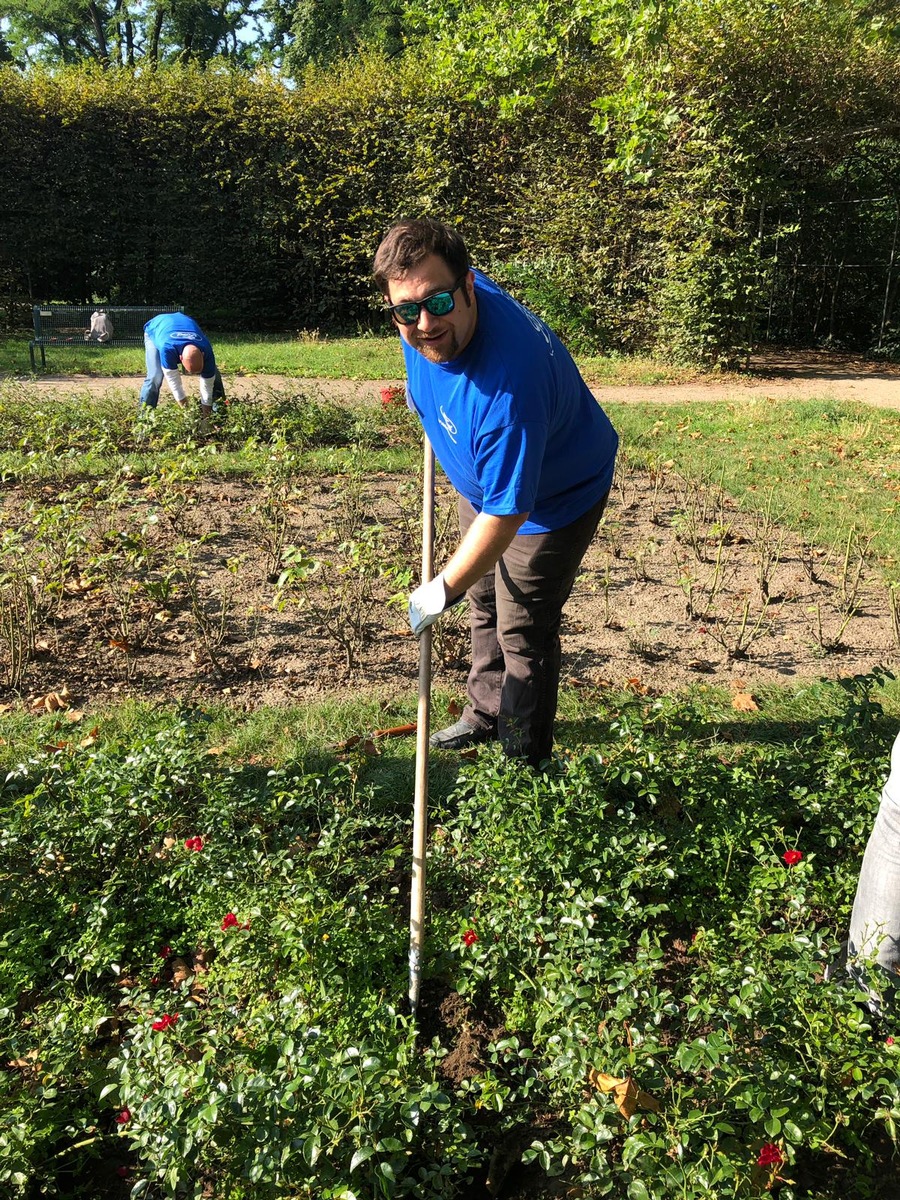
<box><xmin>1</xmin><ymin>675</ymin><xmax>898</xmax><ymax>1198</ymax></box>
<box><xmin>0</xmin><ymin>380</ymin><xmax>420</xmax><ymax>485</ymax></box>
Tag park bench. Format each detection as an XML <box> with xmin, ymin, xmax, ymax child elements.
<box><xmin>29</xmin><ymin>303</ymin><xmax>185</xmax><ymax>371</ymax></box>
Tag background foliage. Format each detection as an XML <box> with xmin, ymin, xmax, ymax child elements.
<box><xmin>3</xmin><ymin>1</ymin><xmax>900</xmax><ymax>360</ymax></box>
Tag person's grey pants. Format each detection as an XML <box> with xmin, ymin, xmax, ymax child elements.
<box><xmin>458</xmin><ymin>492</ymin><xmax>608</xmax><ymax>768</ymax></box>
<box><xmin>849</xmin><ymin>783</ymin><xmax>900</xmax><ymax>977</ymax></box>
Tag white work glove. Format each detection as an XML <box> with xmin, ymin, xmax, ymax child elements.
<box><xmin>408</xmin><ymin>573</ymin><xmax>459</xmax><ymax>637</ymax></box>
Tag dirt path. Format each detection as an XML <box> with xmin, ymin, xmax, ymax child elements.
<box><xmin>11</xmin><ymin>349</ymin><xmax>900</xmax><ymax>410</ymax></box>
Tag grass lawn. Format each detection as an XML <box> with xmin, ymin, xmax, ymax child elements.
<box><xmin>608</xmin><ymin>395</ymin><xmax>900</xmax><ymax>573</ymax></box>
<box><xmin>2</xmin><ymin>330</ymin><xmax>707</xmax><ymax>385</ymax></box>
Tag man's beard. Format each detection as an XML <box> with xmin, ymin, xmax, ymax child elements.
<box><xmin>413</xmin><ymin>327</ymin><xmax>459</xmax><ymax>364</ymax></box>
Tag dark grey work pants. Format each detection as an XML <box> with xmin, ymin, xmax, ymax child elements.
<box><xmin>458</xmin><ymin>492</ymin><xmax>609</xmax><ymax>767</ymax></box>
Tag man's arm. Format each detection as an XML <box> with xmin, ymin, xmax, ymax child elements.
<box><xmin>443</xmin><ymin>511</ymin><xmax>528</xmax><ymax>597</ymax></box>
<box><xmin>408</xmin><ymin>511</ymin><xmax>528</xmax><ymax>636</ymax></box>
<box><xmin>161</xmin><ymin>367</ymin><xmax>187</xmax><ymax>403</ymax></box>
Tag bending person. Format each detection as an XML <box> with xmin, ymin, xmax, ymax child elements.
<box><xmin>139</xmin><ymin>312</ymin><xmax>225</xmax><ymax>423</ymax></box>
<box><xmin>373</xmin><ymin>218</ymin><xmax>618</xmax><ymax>769</ymax></box>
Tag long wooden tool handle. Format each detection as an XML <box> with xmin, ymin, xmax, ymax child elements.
<box><xmin>409</xmin><ymin>437</ymin><xmax>435</xmax><ymax>1016</ymax></box>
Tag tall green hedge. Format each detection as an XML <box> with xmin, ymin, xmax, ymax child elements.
<box><xmin>3</xmin><ymin>33</ymin><xmax>900</xmax><ymax>361</ymax></box>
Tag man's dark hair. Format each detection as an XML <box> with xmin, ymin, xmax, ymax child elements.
<box><xmin>373</xmin><ymin>218</ymin><xmax>470</xmax><ymax>292</ymax></box>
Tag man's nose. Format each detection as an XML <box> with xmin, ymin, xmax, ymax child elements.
<box><xmin>417</xmin><ymin>306</ymin><xmax>440</xmax><ymax>330</ymax></box>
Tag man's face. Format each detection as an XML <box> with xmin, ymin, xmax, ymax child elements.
<box><xmin>385</xmin><ymin>254</ymin><xmax>477</xmax><ymax>365</ymax></box>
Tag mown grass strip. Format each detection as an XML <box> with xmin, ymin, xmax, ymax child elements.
<box><xmin>3</xmin><ymin>332</ymin><xmax>708</xmax><ymax>385</ymax></box>
<box><xmin>608</xmin><ymin>395</ymin><xmax>900</xmax><ymax>571</ymax></box>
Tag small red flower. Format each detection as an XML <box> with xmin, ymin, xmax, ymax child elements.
<box><xmin>184</xmin><ymin>836</ymin><xmax>204</xmax><ymax>852</ymax></box>
<box><xmin>463</xmin><ymin>929</ymin><xmax>478</xmax><ymax>947</ymax></box>
<box><xmin>159</xmin><ymin>944</ymin><xmax>171</xmax><ymax>959</ymax></box>
<box><xmin>757</xmin><ymin>1142</ymin><xmax>784</xmax><ymax>1167</ymax></box>
<box><xmin>221</xmin><ymin>913</ymin><xmax>239</xmax><ymax>930</ymax></box>
<box><xmin>782</xmin><ymin>849</ymin><xmax>803</xmax><ymax>867</ymax></box>
<box><xmin>116</xmin><ymin>1108</ymin><xmax>131</xmax><ymax>1125</ymax></box>
<box><xmin>887</xmin><ymin>1036</ymin><xmax>895</xmax><ymax>1046</ymax></box>
<box><xmin>149</xmin><ymin>975</ymin><xmax>159</xmax><ymax>987</ymax></box>
<box><xmin>151</xmin><ymin>1012</ymin><xmax>179</xmax><ymax>1032</ymax></box>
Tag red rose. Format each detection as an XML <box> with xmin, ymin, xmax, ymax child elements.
<box><xmin>159</xmin><ymin>945</ymin><xmax>171</xmax><ymax>958</ymax></box>
<box><xmin>221</xmin><ymin>913</ymin><xmax>239</xmax><ymax>930</ymax></box>
<box><xmin>782</xmin><ymin>849</ymin><xmax>803</xmax><ymax>867</ymax></box>
<box><xmin>463</xmin><ymin>929</ymin><xmax>478</xmax><ymax>947</ymax></box>
<box><xmin>116</xmin><ymin>1108</ymin><xmax>131</xmax><ymax>1125</ymax></box>
<box><xmin>184</xmin><ymin>836</ymin><xmax>204</xmax><ymax>852</ymax></box>
<box><xmin>757</xmin><ymin>1142</ymin><xmax>784</xmax><ymax>1167</ymax></box>
<box><xmin>151</xmin><ymin>1012</ymin><xmax>179</xmax><ymax>1032</ymax></box>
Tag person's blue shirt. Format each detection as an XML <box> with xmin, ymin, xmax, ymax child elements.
<box><xmin>144</xmin><ymin>313</ymin><xmax>217</xmax><ymax>378</ymax></box>
<box><xmin>402</xmin><ymin>269</ymin><xmax>618</xmax><ymax>534</ymax></box>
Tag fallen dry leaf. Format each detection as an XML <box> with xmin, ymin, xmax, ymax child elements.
<box><xmin>686</xmin><ymin>659</ymin><xmax>715</xmax><ymax>673</ymax></box>
<box><xmin>448</xmin><ymin>699</ymin><xmax>463</xmax><ymax>718</ymax></box>
<box><xmin>171</xmin><ymin>956</ymin><xmax>194</xmax><ymax>986</ymax></box>
<box><xmin>31</xmin><ymin>687</ymin><xmax>70</xmax><ymax>714</ymax></box>
<box><xmin>64</xmin><ymin>709</ymin><xmax>85</xmax><ymax>724</ymax></box>
<box><xmin>108</xmin><ymin>638</ymin><xmax>130</xmax><ymax>653</ymax></box>
<box><xmin>731</xmin><ymin>691</ymin><xmax>760</xmax><ymax>712</ymax></box>
<box><xmin>587</xmin><ymin>1069</ymin><xmax>661</xmax><ymax>1118</ymax></box>
<box><xmin>79</xmin><ymin>727</ymin><xmax>99</xmax><ymax>748</ymax></box>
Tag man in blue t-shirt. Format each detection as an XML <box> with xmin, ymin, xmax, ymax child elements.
<box><xmin>373</xmin><ymin>218</ymin><xmax>619</xmax><ymax>767</ymax></box>
<box><xmin>139</xmin><ymin>312</ymin><xmax>225</xmax><ymax>424</ymax></box>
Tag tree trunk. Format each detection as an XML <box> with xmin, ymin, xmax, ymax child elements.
<box><xmin>87</xmin><ymin>1</ymin><xmax>111</xmax><ymax>66</ymax></box>
<box><xmin>149</xmin><ymin>7</ymin><xmax>164</xmax><ymax>62</ymax></box>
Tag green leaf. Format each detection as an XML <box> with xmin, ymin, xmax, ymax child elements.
<box><xmin>350</xmin><ymin>1146</ymin><xmax>374</xmax><ymax>1172</ymax></box>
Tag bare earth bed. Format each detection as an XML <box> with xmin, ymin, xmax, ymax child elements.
<box><xmin>3</xmin><ymin>460</ymin><xmax>896</xmax><ymax>717</ymax></box>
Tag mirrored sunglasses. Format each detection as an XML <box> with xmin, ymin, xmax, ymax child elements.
<box><xmin>386</xmin><ymin>277</ymin><xmax>467</xmax><ymax>326</ymax></box>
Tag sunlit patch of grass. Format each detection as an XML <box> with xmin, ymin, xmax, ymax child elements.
<box><xmin>608</xmin><ymin>396</ymin><xmax>900</xmax><ymax>570</ymax></box>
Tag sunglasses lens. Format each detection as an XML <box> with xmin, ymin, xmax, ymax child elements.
<box><xmin>389</xmin><ymin>279</ymin><xmax>463</xmax><ymax>324</ymax></box>
<box><xmin>424</xmin><ymin>292</ymin><xmax>454</xmax><ymax>317</ymax></box>
<box><xmin>393</xmin><ymin>304</ymin><xmax>420</xmax><ymax>325</ymax></box>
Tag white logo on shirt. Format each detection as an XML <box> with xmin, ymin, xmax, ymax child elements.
<box><xmin>513</xmin><ymin>298</ymin><xmax>554</xmax><ymax>354</ymax></box>
<box><xmin>438</xmin><ymin>406</ymin><xmax>457</xmax><ymax>444</ymax></box>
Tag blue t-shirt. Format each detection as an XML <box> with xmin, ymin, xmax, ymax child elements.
<box><xmin>402</xmin><ymin>270</ymin><xmax>618</xmax><ymax>534</ymax></box>
<box><xmin>144</xmin><ymin>313</ymin><xmax>217</xmax><ymax>378</ymax></box>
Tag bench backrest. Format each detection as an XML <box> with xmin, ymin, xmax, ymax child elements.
<box><xmin>31</xmin><ymin>304</ymin><xmax>185</xmax><ymax>344</ymax></box>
